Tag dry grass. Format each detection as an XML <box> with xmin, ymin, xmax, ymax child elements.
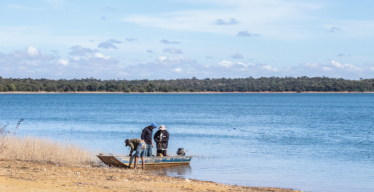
<box><xmin>0</xmin><ymin>135</ymin><xmax>95</xmax><ymax>165</ymax></box>
<box><xmin>0</xmin><ymin>123</ymin><xmax>96</xmax><ymax>166</ymax></box>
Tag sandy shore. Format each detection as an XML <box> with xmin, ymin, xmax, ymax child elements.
<box><xmin>0</xmin><ymin>159</ymin><xmax>299</xmax><ymax>192</ymax></box>
<box><xmin>0</xmin><ymin>91</ymin><xmax>371</xmax><ymax>94</ymax></box>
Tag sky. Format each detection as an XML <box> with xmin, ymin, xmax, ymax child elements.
<box><xmin>1</xmin><ymin>0</ymin><xmax>374</xmax><ymax>80</ymax></box>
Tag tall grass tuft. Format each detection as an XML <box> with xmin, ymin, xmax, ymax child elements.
<box><xmin>0</xmin><ymin>121</ymin><xmax>96</xmax><ymax>166</ymax></box>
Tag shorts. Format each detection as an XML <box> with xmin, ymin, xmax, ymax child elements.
<box><xmin>134</xmin><ymin>143</ymin><xmax>146</xmax><ymax>157</ymax></box>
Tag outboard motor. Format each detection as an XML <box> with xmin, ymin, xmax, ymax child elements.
<box><xmin>177</xmin><ymin>148</ymin><xmax>185</xmax><ymax>156</ymax></box>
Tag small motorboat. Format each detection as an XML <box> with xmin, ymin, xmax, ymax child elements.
<box><xmin>97</xmin><ymin>155</ymin><xmax>193</xmax><ymax>169</ymax></box>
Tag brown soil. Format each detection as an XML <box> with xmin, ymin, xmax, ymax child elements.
<box><xmin>0</xmin><ymin>159</ymin><xmax>299</xmax><ymax>192</ymax></box>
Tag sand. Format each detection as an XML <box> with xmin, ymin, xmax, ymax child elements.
<box><xmin>0</xmin><ymin>159</ymin><xmax>299</xmax><ymax>192</ymax></box>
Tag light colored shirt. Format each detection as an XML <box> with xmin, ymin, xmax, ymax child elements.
<box><xmin>128</xmin><ymin>138</ymin><xmax>144</xmax><ymax>155</ymax></box>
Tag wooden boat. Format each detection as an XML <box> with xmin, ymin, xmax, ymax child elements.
<box><xmin>97</xmin><ymin>155</ymin><xmax>193</xmax><ymax>169</ymax></box>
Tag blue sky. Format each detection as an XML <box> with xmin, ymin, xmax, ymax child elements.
<box><xmin>1</xmin><ymin>0</ymin><xmax>374</xmax><ymax>80</ymax></box>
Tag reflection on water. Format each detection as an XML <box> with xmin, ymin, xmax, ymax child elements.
<box><xmin>150</xmin><ymin>165</ymin><xmax>192</xmax><ymax>178</ymax></box>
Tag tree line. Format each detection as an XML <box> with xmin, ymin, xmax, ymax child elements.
<box><xmin>0</xmin><ymin>76</ymin><xmax>373</xmax><ymax>93</ymax></box>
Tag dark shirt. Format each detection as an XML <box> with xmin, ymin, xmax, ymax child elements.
<box><xmin>154</xmin><ymin>130</ymin><xmax>169</xmax><ymax>150</ymax></box>
<box><xmin>141</xmin><ymin>127</ymin><xmax>153</xmax><ymax>145</ymax></box>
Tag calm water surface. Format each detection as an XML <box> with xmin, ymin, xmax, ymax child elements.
<box><xmin>1</xmin><ymin>93</ymin><xmax>374</xmax><ymax>192</ymax></box>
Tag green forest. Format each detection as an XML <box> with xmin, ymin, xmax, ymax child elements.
<box><xmin>0</xmin><ymin>76</ymin><xmax>373</xmax><ymax>93</ymax></box>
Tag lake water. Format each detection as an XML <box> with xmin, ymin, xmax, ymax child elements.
<box><xmin>1</xmin><ymin>93</ymin><xmax>374</xmax><ymax>192</ymax></box>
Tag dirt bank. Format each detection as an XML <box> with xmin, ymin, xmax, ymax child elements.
<box><xmin>0</xmin><ymin>159</ymin><xmax>299</xmax><ymax>192</ymax></box>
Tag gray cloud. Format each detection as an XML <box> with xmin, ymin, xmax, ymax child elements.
<box><xmin>146</xmin><ymin>50</ymin><xmax>154</xmax><ymax>53</ymax></box>
<box><xmin>98</xmin><ymin>39</ymin><xmax>122</xmax><ymax>49</ymax></box>
<box><xmin>338</xmin><ymin>53</ymin><xmax>351</xmax><ymax>57</ymax></box>
<box><xmin>206</xmin><ymin>56</ymin><xmax>213</xmax><ymax>59</ymax></box>
<box><xmin>160</xmin><ymin>39</ymin><xmax>180</xmax><ymax>44</ymax></box>
<box><xmin>214</xmin><ymin>18</ymin><xmax>239</xmax><ymax>25</ymax></box>
<box><xmin>126</xmin><ymin>38</ymin><xmax>138</xmax><ymax>42</ymax></box>
<box><xmin>163</xmin><ymin>47</ymin><xmax>183</xmax><ymax>54</ymax></box>
<box><xmin>70</xmin><ymin>45</ymin><xmax>95</xmax><ymax>56</ymax></box>
<box><xmin>102</xmin><ymin>7</ymin><xmax>115</xmax><ymax>12</ymax></box>
<box><xmin>237</xmin><ymin>31</ymin><xmax>261</xmax><ymax>37</ymax></box>
<box><xmin>329</xmin><ymin>27</ymin><xmax>341</xmax><ymax>33</ymax></box>
<box><xmin>231</xmin><ymin>53</ymin><xmax>243</xmax><ymax>59</ymax></box>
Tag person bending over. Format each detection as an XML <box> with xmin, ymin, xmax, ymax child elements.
<box><xmin>125</xmin><ymin>138</ymin><xmax>146</xmax><ymax>170</ymax></box>
<box><xmin>154</xmin><ymin>125</ymin><xmax>169</xmax><ymax>156</ymax></box>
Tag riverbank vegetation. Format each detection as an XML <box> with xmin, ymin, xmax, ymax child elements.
<box><xmin>0</xmin><ymin>121</ymin><xmax>94</xmax><ymax>166</ymax></box>
<box><xmin>1</xmin><ymin>76</ymin><xmax>373</xmax><ymax>93</ymax></box>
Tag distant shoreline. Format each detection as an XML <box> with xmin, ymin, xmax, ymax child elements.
<box><xmin>0</xmin><ymin>91</ymin><xmax>373</xmax><ymax>94</ymax></box>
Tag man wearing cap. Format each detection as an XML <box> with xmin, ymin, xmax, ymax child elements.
<box><xmin>141</xmin><ymin>123</ymin><xmax>156</xmax><ymax>157</ymax></box>
<box><xmin>125</xmin><ymin>138</ymin><xmax>146</xmax><ymax>170</ymax></box>
<box><xmin>154</xmin><ymin>125</ymin><xmax>170</xmax><ymax>156</ymax></box>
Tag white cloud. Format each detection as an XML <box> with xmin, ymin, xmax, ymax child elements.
<box><xmin>218</xmin><ymin>60</ymin><xmax>233</xmax><ymax>67</ymax></box>
<box><xmin>10</xmin><ymin>46</ymin><xmax>55</xmax><ymax>61</ymax></box>
<box><xmin>92</xmin><ymin>53</ymin><xmax>111</xmax><ymax>59</ymax></box>
<box><xmin>262</xmin><ymin>65</ymin><xmax>279</xmax><ymax>72</ymax></box>
<box><xmin>58</xmin><ymin>59</ymin><xmax>69</xmax><ymax>66</ymax></box>
<box><xmin>330</xmin><ymin>60</ymin><xmax>363</xmax><ymax>71</ymax></box>
<box><xmin>218</xmin><ymin>60</ymin><xmax>252</xmax><ymax>68</ymax></box>
<box><xmin>322</xmin><ymin>67</ymin><xmax>333</xmax><ymax>71</ymax></box>
<box><xmin>331</xmin><ymin>60</ymin><xmax>344</xmax><ymax>68</ymax></box>
<box><xmin>173</xmin><ymin>68</ymin><xmax>182</xmax><ymax>72</ymax></box>
<box><xmin>155</xmin><ymin>55</ymin><xmax>192</xmax><ymax>66</ymax></box>
<box><xmin>0</xmin><ymin>46</ymin><xmax>123</xmax><ymax>79</ymax></box>
<box><xmin>26</xmin><ymin>46</ymin><xmax>40</xmax><ymax>57</ymax></box>
<box><xmin>301</xmin><ymin>63</ymin><xmax>319</xmax><ymax>68</ymax></box>
<box><xmin>345</xmin><ymin>64</ymin><xmax>363</xmax><ymax>72</ymax></box>
<box><xmin>236</xmin><ymin>62</ymin><xmax>247</xmax><ymax>68</ymax></box>
<box><xmin>1</xmin><ymin>47</ymin><xmax>373</xmax><ymax>80</ymax></box>
<box><xmin>163</xmin><ymin>47</ymin><xmax>183</xmax><ymax>54</ymax></box>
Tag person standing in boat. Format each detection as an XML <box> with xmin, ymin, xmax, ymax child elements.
<box><xmin>125</xmin><ymin>138</ymin><xmax>146</xmax><ymax>170</ymax></box>
<box><xmin>141</xmin><ymin>123</ymin><xmax>156</xmax><ymax>157</ymax></box>
<box><xmin>154</xmin><ymin>125</ymin><xmax>169</xmax><ymax>156</ymax></box>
